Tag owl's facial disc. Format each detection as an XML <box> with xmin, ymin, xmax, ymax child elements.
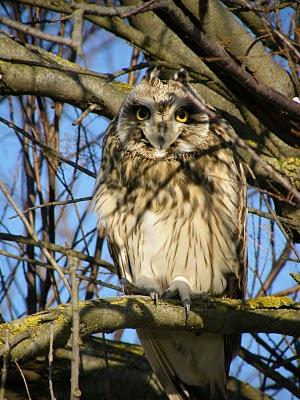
<box><xmin>117</xmin><ymin>78</ymin><xmax>210</xmax><ymax>159</ymax></box>
<box><xmin>141</xmin><ymin>115</ymin><xmax>182</xmax><ymax>151</ymax></box>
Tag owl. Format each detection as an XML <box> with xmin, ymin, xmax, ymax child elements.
<box><xmin>93</xmin><ymin>68</ymin><xmax>247</xmax><ymax>400</ymax></box>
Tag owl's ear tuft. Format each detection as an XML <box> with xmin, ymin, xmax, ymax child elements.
<box><xmin>172</xmin><ymin>69</ymin><xmax>189</xmax><ymax>85</ymax></box>
<box><xmin>144</xmin><ymin>66</ymin><xmax>162</xmax><ymax>84</ymax></box>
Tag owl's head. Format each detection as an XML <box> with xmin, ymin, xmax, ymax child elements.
<box><xmin>117</xmin><ymin>68</ymin><xmax>211</xmax><ymax>159</ymax></box>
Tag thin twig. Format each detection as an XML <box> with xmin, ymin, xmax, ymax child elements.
<box><xmin>14</xmin><ymin>361</ymin><xmax>32</xmax><ymax>400</ymax></box>
<box><xmin>69</xmin><ymin>256</ymin><xmax>81</xmax><ymax>400</ymax></box>
<box><xmin>0</xmin><ymin>330</ymin><xmax>10</xmax><ymax>400</ymax></box>
<box><xmin>262</xmin><ymin>194</ymin><xmax>300</xmax><ymax>260</ymax></box>
<box><xmin>70</xmin><ymin>0</ymin><xmax>163</xmax><ymax>19</ymax></box>
<box><xmin>128</xmin><ymin>47</ymin><xmax>140</xmax><ymax>86</ymax></box>
<box><xmin>0</xmin><ymin>117</ymin><xmax>96</xmax><ymax>178</ymax></box>
<box><xmin>273</xmin><ymin>285</ymin><xmax>300</xmax><ymax>297</ymax></box>
<box><xmin>72</xmin><ymin>105</ymin><xmax>100</xmax><ymax>126</ymax></box>
<box><xmin>0</xmin><ymin>16</ymin><xmax>73</xmax><ymax>47</ymax></box>
<box><xmin>255</xmin><ymin>242</ymin><xmax>291</xmax><ymax>297</ymax></box>
<box><xmin>9</xmin><ymin>197</ymin><xmax>92</xmax><ymax>220</ymax></box>
<box><xmin>240</xmin><ymin>347</ymin><xmax>300</xmax><ymax>398</ymax></box>
<box><xmin>0</xmin><ymin>232</ymin><xmax>116</xmax><ymax>273</ymax></box>
<box><xmin>248</xmin><ymin>207</ymin><xmax>299</xmax><ymax>227</ymax></box>
<box><xmin>0</xmin><ymin>178</ymin><xmax>72</xmax><ymax>294</ymax></box>
<box><xmin>0</xmin><ymin>247</ymin><xmax>120</xmax><ymax>292</ymax></box>
<box><xmin>48</xmin><ymin>323</ymin><xmax>57</xmax><ymax>400</ymax></box>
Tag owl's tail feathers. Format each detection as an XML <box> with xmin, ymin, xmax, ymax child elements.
<box><xmin>137</xmin><ymin>328</ymin><xmax>227</xmax><ymax>400</ymax></box>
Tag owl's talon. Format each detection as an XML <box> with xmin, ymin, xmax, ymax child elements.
<box><xmin>120</xmin><ymin>278</ymin><xmax>161</xmax><ymax>303</ymax></box>
<box><xmin>197</xmin><ymin>292</ymin><xmax>211</xmax><ymax>307</ymax></box>
<box><xmin>183</xmin><ymin>298</ymin><xmax>191</xmax><ymax>316</ymax></box>
<box><xmin>150</xmin><ymin>289</ymin><xmax>160</xmax><ymax>304</ymax></box>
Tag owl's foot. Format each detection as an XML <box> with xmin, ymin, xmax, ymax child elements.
<box><xmin>192</xmin><ymin>291</ymin><xmax>212</xmax><ymax>314</ymax></box>
<box><xmin>196</xmin><ymin>291</ymin><xmax>211</xmax><ymax>304</ymax></box>
<box><xmin>162</xmin><ymin>277</ymin><xmax>192</xmax><ymax>316</ymax></box>
<box><xmin>120</xmin><ymin>278</ymin><xmax>161</xmax><ymax>304</ymax></box>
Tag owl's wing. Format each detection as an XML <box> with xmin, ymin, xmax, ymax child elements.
<box><xmin>93</xmin><ymin>118</ymin><xmax>129</xmax><ymax>282</ymax></box>
<box><xmin>138</xmin><ymin>329</ymin><xmax>182</xmax><ymax>400</ymax></box>
<box><xmin>224</xmin><ymin>151</ymin><xmax>248</xmax><ymax>374</ymax></box>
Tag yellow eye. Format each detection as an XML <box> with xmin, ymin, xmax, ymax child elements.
<box><xmin>175</xmin><ymin>109</ymin><xmax>189</xmax><ymax>123</ymax></box>
<box><xmin>136</xmin><ymin>107</ymin><xmax>150</xmax><ymax>121</ymax></box>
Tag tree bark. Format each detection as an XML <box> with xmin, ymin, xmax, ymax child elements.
<box><xmin>0</xmin><ymin>295</ymin><xmax>298</xmax><ymax>364</ymax></box>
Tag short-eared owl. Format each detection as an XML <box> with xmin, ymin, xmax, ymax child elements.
<box><xmin>93</xmin><ymin>68</ymin><xmax>247</xmax><ymax>400</ymax></box>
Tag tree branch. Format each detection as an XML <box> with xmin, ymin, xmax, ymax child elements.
<box><xmin>0</xmin><ymin>16</ymin><xmax>73</xmax><ymax>47</ymax></box>
<box><xmin>0</xmin><ymin>36</ymin><xmax>128</xmax><ymax>119</ymax></box>
<box><xmin>0</xmin><ymin>295</ymin><xmax>298</xmax><ymax>363</ymax></box>
<box><xmin>156</xmin><ymin>1</ymin><xmax>300</xmax><ymax>145</ymax></box>
<box><xmin>0</xmin><ymin>232</ymin><xmax>115</xmax><ymax>273</ymax></box>
<box><xmin>1</xmin><ymin>336</ymin><xmax>271</xmax><ymax>400</ymax></box>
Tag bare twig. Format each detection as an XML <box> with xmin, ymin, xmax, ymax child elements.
<box><xmin>70</xmin><ymin>0</ymin><xmax>164</xmax><ymax>19</ymax></box>
<box><xmin>0</xmin><ymin>330</ymin><xmax>10</xmax><ymax>400</ymax></box>
<box><xmin>240</xmin><ymin>347</ymin><xmax>300</xmax><ymax>398</ymax></box>
<box><xmin>72</xmin><ymin>105</ymin><xmax>100</xmax><ymax>126</ymax></box>
<box><xmin>106</xmin><ymin>62</ymin><xmax>150</xmax><ymax>82</ymax></box>
<box><xmin>0</xmin><ymin>178</ymin><xmax>72</xmax><ymax>294</ymax></box>
<box><xmin>128</xmin><ymin>47</ymin><xmax>140</xmax><ymax>86</ymax></box>
<box><xmin>85</xmin><ymin>226</ymin><xmax>106</xmax><ymax>300</ymax></box>
<box><xmin>262</xmin><ymin>194</ymin><xmax>300</xmax><ymax>260</ymax></box>
<box><xmin>0</xmin><ymin>117</ymin><xmax>96</xmax><ymax>178</ymax></box>
<box><xmin>255</xmin><ymin>242</ymin><xmax>291</xmax><ymax>297</ymax></box>
<box><xmin>69</xmin><ymin>256</ymin><xmax>81</xmax><ymax>400</ymax></box>
<box><xmin>9</xmin><ymin>197</ymin><xmax>92</xmax><ymax>220</ymax></box>
<box><xmin>0</xmin><ymin>16</ymin><xmax>73</xmax><ymax>47</ymax></box>
<box><xmin>290</xmin><ymin>273</ymin><xmax>300</xmax><ymax>284</ymax></box>
<box><xmin>0</xmin><ymin>233</ymin><xmax>116</xmax><ymax>273</ymax></box>
<box><xmin>273</xmin><ymin>285</ymin><xmax>300</xmax><ymax>296</ymax></box>
<box><xmin>248</xmin><ymin>207</ymin><xmax>299</xmax><ymax>227</ymax></box>
<box><xmin>14</xmin><ymin>361</ymin><xmax>32</xmax><ymax>400</ymax></box>
<box><xmin>0</xmin><ymin>247</ymin><xmax>121</xmax><ymax>292</ymax></box>
<box><xmin>48</xmin><ymin>323</ymin><xmax>56</xmax><ymax>400</ymax></box>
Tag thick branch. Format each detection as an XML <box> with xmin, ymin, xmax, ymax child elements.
<box><xmin>0</xmin><ymin>36</ymin><xmax>128</xmax><ymax>119</ymax></box>
<box><xmin>2</xmin><ymin>336</ymin><xmax>271</xmax><ymax>400</ymax></box>
<box><xmin>0</xmin><ymin>295</ymin><xmax>298</xmax><ymax>363</ymax></box>
<box><xmin>156</xmin><ymin>1</ymin><xmax>300</xmax><ymax>145</ymax></box>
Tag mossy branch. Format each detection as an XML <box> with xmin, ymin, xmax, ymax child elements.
<box><xmin>0</xmin><ymin>36</ymin><xmax>129</xmax><ymax>119</ymax></box>
<box><xmin>0</xmin><ymin>295</ymin><xmax>299</xmax><ymax>363</ymax></box>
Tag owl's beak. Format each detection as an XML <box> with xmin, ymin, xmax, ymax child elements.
<box><xmin>158</xmin><ymin>121</ymin><xmax>167</xmax><ymax>150</ymax></box>
<box><xmin>145</xmin><ymin>119</ymin><xmax>175</xmax><ymax>150</ymax></box>
<box><xmin>158</xmin><ymin>135</ymin><xmax>165</xmax><ymax>150</ymax></box>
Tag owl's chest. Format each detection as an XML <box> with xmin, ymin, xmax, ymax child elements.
<box><xmin>98</xmin><ymin>161</ymin><xmax>239</xmax><ymax>293</ymax></box>
<box><xmin>101</xmin><ymin>153</ymin><xmax>237</xmax><ymax>227</ymax></box>
<box><xmin>102</xmin><ymin>173</ymin><xmax>236</xmax><ymax>250</ymax></box>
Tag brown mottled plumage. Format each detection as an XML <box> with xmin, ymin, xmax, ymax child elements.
<box><xmin>93</xmin><ymin>69</ymin><xmax>247</xmax><ymax>400</ymax></box>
